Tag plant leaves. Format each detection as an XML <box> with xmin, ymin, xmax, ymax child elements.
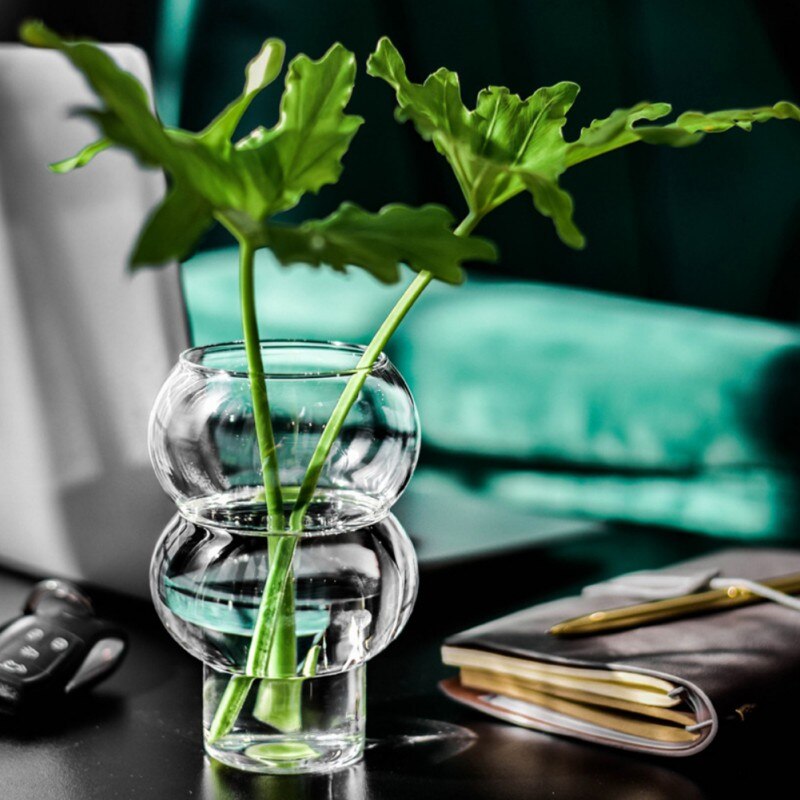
<box><xmin>367</xmin><ymin>37</ymin><xmax>581</xmax><ymax>242</ymax></box>
<box><xmin>49</xmin><ymin>137</ymin><xmax>111</xmax><ymax>173</ymax></box>
<box><xmin>201</xmin><ymin>38</ymin><xmax>286</xmax><ymax>146</ymax></box>
<box><xmin>20</xmin><ymin>21</ymin><xmax>375</xmax><ymax>267</ymax></box>
<box><xmin>258</xmin><ymin>203</ymin><xmax>497</xmax><ymax>284</ymax></box>
<box><xmin>231</xmin><ymin>44</ymin><xmax>364</xmax><ymax>217</ymax></box>
<box><xmin>131</xmin><ymin>182</ymin><xmax>214</xmax><ymax>267</ymax></box>
<box><xmin>23</xmin><ymin>24</ymin><xmax>496</xmax><ymax>282</ymax></box>
<box><xmin>566</xmin><ymin>101</ymin><xmax>800</xmax><ymax>165</ymax></box>
<box><xmin>369</xmin><ymin>36</ymin><xmax>800</xmax><ymax>249</ymax></box>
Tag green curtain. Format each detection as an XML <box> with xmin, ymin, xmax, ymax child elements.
<box><xmin>159</xmin><ymin>1</ymin><xmax>800</xmax><ymax>539</ymax></box>
<box><xmin>158</xmin><ymin>0</ymin><xmax>800</xmax><ymax>319</ymax></box>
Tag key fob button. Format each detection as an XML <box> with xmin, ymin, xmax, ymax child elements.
<box><xmin>0</xmin><ymin>681</ymin><xmax>19</xmax><ymax>703</ymax></box>
<box><xmin>1</xmin><ymin>659</ymin><xmax>28</xmax><ymax>675</ymax></box>
<box><xmin>24</xmin><ymin>628</ymin><xmax>44</xmax><ymax>643</ymax></box>
<box><xmin>20</xmin><ymin>646</ymin><xmax>39</xmax><ymax>660</ymax></box>
<box><xmin>65</xmin><ymin>638</ymin><xmax>126</xmax><ymax>693</ymax></box>
<box><xmin>51</xmin><ymin>637</ymin><xmax>69</xmax><ymax>652</ymax></box>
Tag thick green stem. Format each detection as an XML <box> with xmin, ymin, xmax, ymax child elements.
<box><xmin>239</xmin><ymin>241</ymin><xmax>285</xmax><ymax>531</ymax></box>
<box><xmin>208</xmin><ymin>241</ymin><xmax>298</xmax><ymax>743</ymax></box>
<box><xmin>288</xmin><ymin>210</ymin><xmax>483</xmax><ymax>529</ymax></box>
<box><xmin>206</xmin><ymin>535</ymin><xmax>297</xmax><ymax>743</ymax></box>
<box><xmin>240</xmin><ymin>239</ymin><xmax>298</xmax><ymax>696</ymax></box>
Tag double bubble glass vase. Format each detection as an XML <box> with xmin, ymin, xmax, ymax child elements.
<box><xmin>148</xmin><ymin>341</ymin><xmax>420</xmax><ymax>774</ymax></box>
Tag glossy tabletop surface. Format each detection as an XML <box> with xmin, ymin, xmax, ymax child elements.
<box><xmin>0</xmin><ymin>527</ymin><xmax>795</xmax><ymax>800</ymax></box>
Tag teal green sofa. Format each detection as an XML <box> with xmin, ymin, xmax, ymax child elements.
<box><xmin>183</xmin><ymin>251</ymin><xmax>800</xmax><ymax>539</ymax></box>
<box><xmin>162</xmin><ymin>0</ymin><xmax>800</xmax><ymax>540</ymax></box>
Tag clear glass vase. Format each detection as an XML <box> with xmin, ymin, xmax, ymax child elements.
<box><xmin>147</xmin><ymin>341</ymin><xmax>420</xmax><ymax>773</ymax></box>
<box><xmin>149</xmin><ymin>340</ymin><xmax>420</xmax><ymax>531</ymax></box>
<box><xmin>202</xmin><ymin>664</ymin><xmax>366</xmax><ymax>771</ymax></box>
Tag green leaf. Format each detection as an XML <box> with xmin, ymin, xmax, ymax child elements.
<box><xmin>20</xmin><ymin>22</ymin><xmax>368</xmax><ymax>254</ymax></box>
<box><xmin>232</xmin><ymin>44</ymin><xmax>364</xmax><ymax>217</ymax></box>
<box><xmin>49</xmin><ymin>137</ymin><xmax>111</xmax><ymax>173</ymax></box>
<box><xmin>564</xmin><ymin>103</ymin><xmax>674</xmax><ymax>166</ymax></box>
<box><xmin>672</xmin><ymin>102</ymin><xmax>800</xmax><ymax>132</ymax></box>
<box><xmin>75</xmin><ymin>107</ymin><xmax>237</xmax><ymax>208</ymax></box>
<box><xmin>369</xmin><ymin>36</ymin><xmax>800</xmax><ymax>250</ymax></box>
<box><xmin>519</xmin><ymin>174</ymin><xmax>584</xmax><ymax>249</ymax></box>
<box><xmin>366</xmin><ymin>37</ymin><xmax>471</xmax><ymax>148</ymax></box>
<box><xmin>566</xmin><ymin>101</ymin><xmax>800</xmax><ymax>165</ymax></box>
<box><xmin>130</xmin><ymin>183</ymin><xmax>214</xmax><ymax>267</ymax></box>
<box><xmin>201</xmin><ymin>38</ymin><xmax>286</xmax><ymax>146</ymax></box>
<box><xmin>470</xmin><ymin>82</ymin><xmax>580</xmax><ymax>225</ymax></box>
<box><xmin>21</xmin><ymin>21</ymin><xmax>180</xmax><ymax>169</ymax></box>
<box><xmin>368</xmin><ymin>37</ymin><xmax>581</xmax><ymax>243</ymax></box>
<box><xmin>23</xmin><ymin>21</ymin><xmax>240</xmax><ymax>213</ymax></box>
<box><xmin>259</xmin><ymin>203</ymin><xmax>497</xmax><ymax>284</ymax></box>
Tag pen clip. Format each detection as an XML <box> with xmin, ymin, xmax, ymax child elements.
<box><xmin>708</xmin><ymin>576</ymin><xmax>800</xmax><ymax>613</ymax></box>
<box><xmin>581</xmin><ymin>568</ymin><xmax>721</xmax><ymax>601</ymax></box>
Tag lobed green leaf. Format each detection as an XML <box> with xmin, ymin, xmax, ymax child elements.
<box><xmin>368</xmin><ymin>37</ymin><xmax>582</xmax><ymax>245</ymax></box>
<box><xmin>232</xmin><ymin>44</ymin><xmax>364</xmax><ymax>218</ymax></box>
<box><xmin>566</xmin><ymin>101</ymin><xmax>800</xmax><ymax>165</ymax></box>
<box><xmin>369</xmin><ymin>36</ymin><xmax>800</xmax><ymax>250</ymax></box>
<box><xmin>49</xmin><ymin>137</ymin><xmax>111</xmax><ymax>173</ymax></box>
<box><xmin>258</xmin><ymin>202</ymin><xmax>497</xmax><ymax>284</ymax></box>
<box><xmin>20</xmin><ymin>21</ymin><xmax>381</xmax><ymax>272</ymax></box>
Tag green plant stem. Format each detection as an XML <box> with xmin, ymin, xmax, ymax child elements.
<box><xmin>207</xmin><ymin>241</ymin><xmax>298</xmax><ymax>743</ymax></box>
<box><xmin>288</xmin><ymin>209</ymin><xmax>483</xmax><ymax>529</ymax></box>
<box><xmin>206</xmin><ymin>535</ymin><xmax>297</xmax><ymax>742</ymax></box>
<box><xmin>208</xmin><ymin>210</ymin><xmax>483</xmax><ymax>744</ymax></box>
<box><xmin>239</xmin><ymin>240</ymin><xmax>285</xmax><ymax>531</ymax></box>
<box><xmin>286</xmin><ymin>271</ymin><xmax>430</xmax><ymax>530</ymax></box>
<box><xmin>239</xmin><ymin>240</ymin><xmax>297</xmax><ymax>695</ymax></box>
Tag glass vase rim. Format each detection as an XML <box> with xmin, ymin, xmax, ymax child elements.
<box><xmin>179</xmin><ymin>339</ymin><xmax>389</xmax><ymax>380</ymax></box>
<box><xmin>176</xmin><ymin>505</ymin><xmax>401</xmax><ymax>539</ymax></box>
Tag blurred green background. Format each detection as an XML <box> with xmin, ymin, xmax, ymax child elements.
<box><xmin>3</xmin><ymin>0</ymin><xmax>800</xmax><ymax>541</ymax></box>
<box><xmin>172</xmin><ymin>0</ymin><xmax>800</xmax><ymax>319</ymax></box>
<box><xmin>3</xmin><ymin>0</ymin><xmax>798</xmax><ymax>317</ymax></box>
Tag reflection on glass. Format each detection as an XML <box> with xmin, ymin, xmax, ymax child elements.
<box><xmin>202</xmin><ymin>758</ymin><xmax>366</xmax><ymax>800</ymax></box>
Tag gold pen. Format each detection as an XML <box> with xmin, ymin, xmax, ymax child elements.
<box><xmin>548</xmin><ymin>571</ymin><xmax>800</xmax><ymax>637</ymax></box>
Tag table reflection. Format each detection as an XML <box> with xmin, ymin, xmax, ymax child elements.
<box><xmin>199</xmin><ymin>716</ymin><xmax>704</xmax><ymax>800</ymax></box>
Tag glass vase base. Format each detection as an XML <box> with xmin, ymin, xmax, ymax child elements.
<box><xmin>202</xmin><ymin>664</ymin><xmax>366</xmax><ymax>774</ymax></box>
<box><xmin>205</xmin><ymin>733</ymin><xmax>364</xmax><ymax>774</ymax></box>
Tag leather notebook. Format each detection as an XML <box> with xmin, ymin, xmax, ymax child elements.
<box><xmin>441</xmin><ymin>548</ymin><xmax>800</xmax><ymax>756</ymax></box>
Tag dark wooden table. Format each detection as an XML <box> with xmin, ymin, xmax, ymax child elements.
<box><xmin>0</xmin><ymin>527</ymin><xmax>793</xmax><ymax>799</ymax></box>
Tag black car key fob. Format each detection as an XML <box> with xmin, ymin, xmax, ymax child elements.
<box><xmin>0</xmin><ymin>579</ymin><xmax>127</xmax><ymax>715</ymax></box>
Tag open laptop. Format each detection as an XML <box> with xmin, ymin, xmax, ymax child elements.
<box><xmin>0</xmin><ymin>45</ymin><xmax>186</xmax><ymax>596</ymax></box>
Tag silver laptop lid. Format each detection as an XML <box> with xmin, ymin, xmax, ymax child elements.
<box><xmin>0</xmin><ymin>44</ymin><xmax>188</xmax><ymax>595</ymax></box>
